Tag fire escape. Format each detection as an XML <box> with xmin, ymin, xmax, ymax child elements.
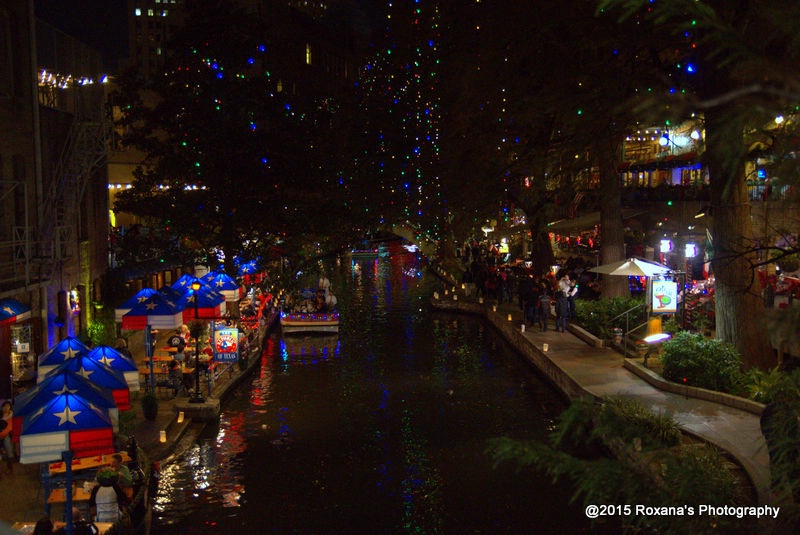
<box><xmin>35</xmin><ymin>108</ymin><xmax>111</xmax><ymax>283</ymax></box>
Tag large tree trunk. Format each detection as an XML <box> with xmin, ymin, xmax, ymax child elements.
<box><xmin>597</xmin><ymin>140</ymin><xmax>629</xmax><ymax>298</ymax></box>
<box><xmin>705</xmin><ymin>107</ymin><xmax>774</xmax><ymax>369</ymax></box>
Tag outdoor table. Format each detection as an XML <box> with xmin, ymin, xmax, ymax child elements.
<box><xmin>12</xmin><ymin>521</ymin><xmax>113</xmax><ymax>534</ymax></box>
<box><xmin>48</xmin><ymin>452</ymin><xmax>132</xmax><ymax>476</ymax></box>
<box><xmin>145</xmin><ymin>355</ymin><xmax>175</xmax><ymax>363</ymax></box>
<box><xmin>47</xmin><ymin>484</ymin><xmax>93</xmax><ymax>505</ymax></box>
<box><xmin>140</xmin><ymin>366</ymin><xmax>195</xmax><ymax>393</ymax></box>
<box><xmin>139</xmin><ymin>366</ymin><xmax>195</xmax><ymax>377</ymax></box>
<box><xmin>48</xmin><ymin>483</ymin><xmax>133</xmax><ymax>504</ymax></box>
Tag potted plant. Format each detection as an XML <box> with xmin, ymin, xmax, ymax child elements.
<box><xmin>96</xmin><ymin>467</ymin><xmax>119</xmax><ymax>487</ymax></box>
<box><xmin>141</xmin><ymin>393</ymin><xmax>158</xmax><ymax>421</ymax></box>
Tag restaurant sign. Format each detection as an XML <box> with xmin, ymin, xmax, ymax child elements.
<box><xmin>651</xmin><ymin>280</ymin><xmax>678</xmax><ymax>314</ymax></box>
<box><xmin>213</xmin><ymin>328</ymin><xmax>239</xmax><ymax>362</ymax></box>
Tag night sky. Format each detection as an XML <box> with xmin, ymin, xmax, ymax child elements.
<box><xmin>35</xmin><ymin>0</ymin><xmax>128</xmax><ymax>69</ymax></box>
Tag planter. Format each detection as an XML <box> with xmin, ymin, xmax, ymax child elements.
<box><xmin>611</xmin><ymin>327</ymin><xmax>623</xmax><ymax>345</ymax></box>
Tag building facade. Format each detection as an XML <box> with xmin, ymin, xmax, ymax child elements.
<box><xmin>0</xmin><ymin>0</ymin><xmax>110</xmax><ymax>399</ymax></box>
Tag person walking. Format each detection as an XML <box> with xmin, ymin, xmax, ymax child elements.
<box><xmin>555</xmin><ymin>293</ymin><xmax>570</xmax><ymax>333</ymax></box>
<box><xmin>538</xmin><ymin>288</ymin><xmax>552</xmax><ymax>332</ymax></box>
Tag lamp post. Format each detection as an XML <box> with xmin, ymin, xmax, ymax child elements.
<box><xmin>189</xmin><ymin>278</ymin><xmax>205</xmax><ymax>403</ymax></box>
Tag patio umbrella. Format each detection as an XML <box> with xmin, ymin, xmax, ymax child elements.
<box><xmin>19</xmin><ymin>391</ymin><xmax>114</xmax><ymax>463</ymax></box>
<box><xmin>200</xmin><ymin>270</ymin><xmax>218</xmax><ymax>283</ymax></box>
<box><xmin>121</xmin><ymin>292</ymin><xmax>184</xmax><ymax>330</ymax></box>
<box><xmin>236</xmin><ymin>258</ymin><xmax>265</xmax><ymax>284</ymax></box>
<box><xmin>86</xmin><ymin>345</ymin><xmax>141</xmax><ymax>392</ymax></box>
<box><xmin>588</xmin><ymin>258</ymin><xmax>671</xmax><ymax>277</ymax></box>
<box><xmin>13</xmin><ymin>369</ymin><xmax>119</xmax><ymax>443</ymax></box>
<box><xmin>175</xmin><ymin>286</ymin><xmax>227</xmax><ymax>321</ymax></box>
<box><xmin>114</xmin><ymin>287</ymin><xmax>158</xmax><ymax>322</ymax></box>
<box><xmin>47</xmin><ymin>355</ymin><xmax>131</xmax><ymax>411</ymax></box>
<box><xmin>158</xmin><ymin>284</ymin><xmax>185</xmax><ymax>300</ymax></box>
<box><xmin>204</xmin><ymin>272</ymin><xmax>243</xmax><ymax>302</ymax></box>
<box><xmin>171</xmin><ymin>273</ymin><xmax>198</xmax><ymax>293</ymax></box>
<box><xmin>37</xmin><ymin>337</ymin><xmax>91</xmax><ymax>380</ymax></box>
<box><xmin>0</xmin><ymin>297</ymin><xmax>31</xmax><ymax>326</ymax></box>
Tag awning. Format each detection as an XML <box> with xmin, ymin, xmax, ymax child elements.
<box><xmin>0</xmin><ymin>298</ymin><xmax>31</xmax><ymax>326</ymax></box>
<box><xmin>547</xmin><ymin>209</ymin><xmax>648</xmax><ymax>234</ymax></box>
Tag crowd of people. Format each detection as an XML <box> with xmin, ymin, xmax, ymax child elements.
<box><xmin>457</xmin><ymin>240</ymin><xmax>602</xmax><ymax>333</ymax></box>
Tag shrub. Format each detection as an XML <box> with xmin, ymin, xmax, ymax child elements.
<box><xmin>660</xmin><ymin>331</ymin><xmax>744</xmax><ymax>394</ymax></box>
<box><xmin>575</xmin><ymin>296</ymin><xmax>645</xmax><ymax>339</ymax></box>
<box><xmin>660</xmin><ymin>314</ymin><xmax>684</xmax><ymax>336</ymax></box>
<box><xmin>742</xmin><ymin>366</ymin><xmax>785</xmax><ymax>403</ymax></box>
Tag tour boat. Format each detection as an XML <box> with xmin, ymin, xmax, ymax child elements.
<box><xmin>280</xmin><ymin>310</ymin><xmax>340</xmax><ymax>334</ymax></box>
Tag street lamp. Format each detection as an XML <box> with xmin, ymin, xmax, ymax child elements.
<box><xmin>189</xmin><ymin>278</ymin><xmax>205</xmax><ymax>403</ymax></box>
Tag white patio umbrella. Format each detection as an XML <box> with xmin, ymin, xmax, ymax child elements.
<box><xmin>588</xmin><ymin>258</ymin><xmax>671</xmax><ymax>277</ymax></box>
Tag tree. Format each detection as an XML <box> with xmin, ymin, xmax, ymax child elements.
<box><xmin>114</xmin><ymin>2</ymin><xmax>367</xmax><ymax>274</ymax></box>
<box><xmin>438</xmin><ymin>0</ymin><xmax>673</xmax><ymax>286</ymax></box>
<box><xmin>597</xmin><ymin>0</ymin><xmax>800</xmax><ymax>366</ymax></box>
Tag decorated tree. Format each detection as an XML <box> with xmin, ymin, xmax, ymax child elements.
<box><xmin>114</xmin><ymin>2</ymin><xmax>366</xmax><ymax>274</ymax></box>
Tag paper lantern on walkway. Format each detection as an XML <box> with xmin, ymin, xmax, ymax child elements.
<box><xmin>19</xmin><ymin>392</ymin><xmax>114</xmax><ymax>463</ymax></box>
<box><xmin>86</xmin><ymin>345</ymin><xmax>141</xmax><ymax>392</ymax></box>
<box><xmin>48</xmin><ymin>356</ymin><xmax>131</xmax><ymax>411</ymax></box>
<box><xmin>37</xmin><ymin>337</ymin><xmax>91</xmax><ymax>381</ymax></box>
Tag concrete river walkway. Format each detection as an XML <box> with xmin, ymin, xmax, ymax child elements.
<box><xmin>428</xmin><ymin>270</ymin><xmax>771</xmax><ymax>507</ymax></box>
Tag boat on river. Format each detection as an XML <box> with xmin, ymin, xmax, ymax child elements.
<box><xmin>280</xmin><ymin>310</ymin><xmax>340</xmax><ymax>334</ymax></box>
<box><xmin>279</xmin><ymin>287</ymin><xmax>339</xmax><ymax>334</ymax></box>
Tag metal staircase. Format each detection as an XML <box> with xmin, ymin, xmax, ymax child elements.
<box><xmin>37</xmin><ymin>116</ymin><xmax>111</xmax><ymax>278</ymax></box>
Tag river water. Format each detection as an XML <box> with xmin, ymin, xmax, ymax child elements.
<box><xmin>152</xmin><ymin>247</ymin><xmax>593</xmax><ymax>534</ymax></box>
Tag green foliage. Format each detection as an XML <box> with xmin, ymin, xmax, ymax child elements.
<box><xmin>660</xmin><ymin>332</ymin><xmax>744</xmax><ymax>394</ymax></box>
<box><xmin>660</xmin><ymin>314</ymin><xmax>684</xmax><ymax>336</ymax></box>
<box><xmin>487</xmin><ymin>396</ymin><xmax>751</xmax><ymax>534</ymax></box>
<box><xmin>550</xmin><ymin>397</ymin><xmax>680</xmax><ymax>452</ymax></box>
<box><xmin>602</xmin><ymin>397</ymin><xmax>682</xmax><ymax>448</ymax></box>
<box><xmin>188</xmin><ymin>320</ymin><xmax>206</xmax><ymax>341</ymax></box>
<box><xmin>742</xmin><ymin>366</ymin><xmax>786</xmax><ymax>403</ymax></box>
<box><xmin>118</xmin><ymin>410</ymin><xmax>137</xmax><ymax>437</ymax></box>
<box><xmin>574</xmin><ymin>296</ymin><xmax>645</xmax><ymax>339</ymax></box>
<box><xmin>86</xmin><ymin>314</ymin><xmax>118</xmax><ymax>347</ymax></box>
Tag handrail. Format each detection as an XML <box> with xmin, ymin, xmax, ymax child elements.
<box><xmin>608</xmin><ymin>302</ymin><xmax>649</xmax><ymax>335</ymax></box>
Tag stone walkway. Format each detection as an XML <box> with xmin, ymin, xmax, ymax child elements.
<box><xmin>430</xmin><ymin>291</ymin><xmax>771</xmax><ymax>506</ymax></box>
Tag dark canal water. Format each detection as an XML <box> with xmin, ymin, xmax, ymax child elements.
<box><xmin>152</xmin><ymin>248</ymin><xmax>593</xmax><ymax>534</ymax></box>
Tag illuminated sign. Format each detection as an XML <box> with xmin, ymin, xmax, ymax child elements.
<box><xmin>213</xmin><ymin>328</ymin><xmax>239</xmax><ymax>362</ymax></box>
<box><xmin>651</xmin><ymin>281</ymin><xmax>678</xmax><ymax>314</ymax></box>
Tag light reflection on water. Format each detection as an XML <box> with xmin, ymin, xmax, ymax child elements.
<box><xmin>153</xmin><ymin>250</ymin><xmax>591</xmax><ymax>534</ymax></box>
